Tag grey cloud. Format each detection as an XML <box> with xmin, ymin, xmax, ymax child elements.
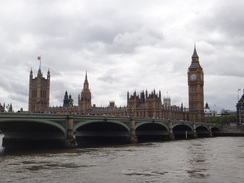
<box><xmin>0</xmin><ymin>0</ymin><xmax>244</xmax><ymax>112</ymax></box>
<box><xmin>196</xmin><ymin>0</ymin><xmax>244</xmax><ymax>47</ymax></box>
<box><xmin>97</xmin><ymin>74</ymin><xmax>118</xmax><ymax>84</ymax></box>
<box><xmin>9</xmin><ymin>93</ymin><xmax>27</xmax><ymax>104</ymax></box>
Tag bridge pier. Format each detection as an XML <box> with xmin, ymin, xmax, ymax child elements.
<box><xmin>64</xmin><ymin>115</ymin><xmax>77</xmax><ymax>148</ymax></box>
<box><xmin>129</xmin><ymin>117</ymin><xmax>137</xmax><ymax>143</ymax></box>
<box><xmin>168</xmin><ymin>120</ymin><xmax>175</xmax><ymax>140</ymax></box>
<box><xmin>192</xmin><ymin>123</ymin><xmax>198</xmax><ymax>138</ymax></box>
<box><xmin>208</xmin><ymin>126</ymin><xmax>213</xmax><ymax>137</ymax></box>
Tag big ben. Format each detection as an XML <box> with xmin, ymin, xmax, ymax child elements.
<box><xmin>188</xmin><ymin>45</ymin><xmax>204</xmax><ymax>122</ymax></box>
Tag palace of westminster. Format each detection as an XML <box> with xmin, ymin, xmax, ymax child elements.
<box><xmin>28</xmin><ymin>46</ymin><xmax>205</xmax><ymax>122</ymax></box>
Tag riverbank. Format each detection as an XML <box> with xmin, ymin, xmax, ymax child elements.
<box><xmin>219</xmin><ymin>125</ymin><xmax>244</xmax><ymax>136</ymax></box>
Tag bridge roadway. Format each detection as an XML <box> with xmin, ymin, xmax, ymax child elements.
<box><xmin>0</xmin><ymin>113</ymin><xmax>220</xmax><ymax>147</ymax></box>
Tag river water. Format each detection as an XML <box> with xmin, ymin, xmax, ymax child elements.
<box><xmin>0</xmin><ymin>135</ymin><xmax>243</xmax><ymax>183</ymax></box>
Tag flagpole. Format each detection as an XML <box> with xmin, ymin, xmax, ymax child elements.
<box><xmin>37</xmin><ymin>56</ymin><xmax>41</xmax><ymax>69</ymax></box>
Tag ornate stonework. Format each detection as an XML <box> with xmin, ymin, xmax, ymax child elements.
<box><xmin>28</xmin><ymin>68</ymin><xmax>50</xmax><ymax>113</ymax></box>
<box><xmin>188</xmin><ymin>45</ymin><xmax>204</xmax><ymax>122</ymax></box>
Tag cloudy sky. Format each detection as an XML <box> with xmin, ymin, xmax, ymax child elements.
<box><xmin>0</xmin><ymin>0</ymin><xmax>244</xmax><ymax>113</ymax></box>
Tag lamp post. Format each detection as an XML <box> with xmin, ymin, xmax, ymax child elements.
<box><xmin>239</xmin><ymin>102</ymin><xmax>243</xmax><ymax>126</ymax></box>
<box><xmin>237</xmin><ymin>89</ymin><xmax>241</xmax><ymax>101</ymax></box>
<box><xmin>237</xmin><ymin>89</ymin><xmax>242</xmax><ymax>126</ymax></box>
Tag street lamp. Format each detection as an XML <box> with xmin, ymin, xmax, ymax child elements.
<box><xmin>239</xmin><ymin>102</ymin><xmax>243</xmax><ymax>125</ymax></box>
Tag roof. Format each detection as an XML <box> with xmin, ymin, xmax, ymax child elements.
<box><xmin>192</xmin><ymin>45</ymin><xmax>199</xmax><ymax>58</ymax></box>
<box><xmin>189</xmin><ymin>61</ymin><xmax>202</xmax><ymax>69</ymax></box>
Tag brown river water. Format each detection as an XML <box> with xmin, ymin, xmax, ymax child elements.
<box><xmin>0</xmin><ymin>135</ymin><xmax>243</xmax><ymax>183</ymax></box>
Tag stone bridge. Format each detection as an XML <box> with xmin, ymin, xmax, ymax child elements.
<box><xmin>0</xmin><ymin>113</ymin><xmax>220</xmax><ymax>147</ymax></box>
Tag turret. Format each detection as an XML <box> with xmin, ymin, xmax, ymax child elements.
<box><xmin>47</xmin><ymin>69</ymin><xmax>50</xmax><ymax>80</ymax></box>
<box><xmin>37</xmin><ymin>68</ymin><xmax>43</xmax><ymax>77</ymax></box>
<box><xmin>64</xmin><ymin>91</ymin><xmax>68</xmax><ymax>100</ymax></box>
<box><xmin>30</xmin><ymin>69</ymin><xmax>33</xmax><ymax>80</ymax></box>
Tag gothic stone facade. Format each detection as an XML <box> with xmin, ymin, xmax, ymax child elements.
<box><xmin>126</xmin><ymin>90</ymin><xmax>188</xmax><ymax>120</ymax></box>
<box><xmin>28</xmin><ymin>68</ymin><xmax>50</xmax><ymax>113</ymax></box>
<box><xmin>30</xmin><ymin>46</ymin><xmax>204</xmax><ymax>122</ymax></box>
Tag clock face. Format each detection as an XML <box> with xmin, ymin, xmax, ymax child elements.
<box><xmin>190</xmin><ymin>74</ymin><xmax>197</xmax><ymax>80</ymax></box>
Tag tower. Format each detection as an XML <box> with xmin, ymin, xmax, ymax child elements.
<box><xmin>63</xmin><ymin>91</ymin><xmax>73</xmax><ymax>107</ymax></box>
<box><xmin>163</xmin><ymin>97</ymin><xmax>171</xmax><ymax>107</ymax></box>
<box><xmin>78</xmin><ymin>72</ymin><xmax>91</xmax><ymax>113</ymax></box>
<box><xmin>28</xmin><ymin>68</ymin><xmax>50</xmax><ymax>112</ymax></box>
<box><xmin>188</xmin><ymin>45</ymin><xmax>204</xmax><ymax>122</ymax></box>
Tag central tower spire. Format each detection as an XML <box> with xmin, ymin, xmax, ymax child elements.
<box><xmin>84</xmin><ymin>71</ymin><xmax>89</xmax><ymax>89</ymax></box>
<box><xmin>78</xmin><ymin>71</ymin><xmax>91</xmax><ymax>114</ymax></box>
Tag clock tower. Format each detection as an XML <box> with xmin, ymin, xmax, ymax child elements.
<box><xmin>78</xmin><ymin>72</ymin><xmax>92</xmax><ymax>113</ymax></box>
<box><xmin>188</xmin><ymin>45</ymin><xmax>204</xmax><ymax>122</ymax></box>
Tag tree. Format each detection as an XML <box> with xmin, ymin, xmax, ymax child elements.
<box><xmin>205</xmin><ymin>115</ymin><xmax>236</xmax><ymax>125</ymax></box>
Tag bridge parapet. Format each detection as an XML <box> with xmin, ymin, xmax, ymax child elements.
<box><xmin>0</xmin><ymin>113</ymin><xmax>68</xmax><ymax>129</ymax></box>
<box><xmin>73</xmin><ymin>115</ymin><xmax>131</xmax><ymax>131</ymax></box>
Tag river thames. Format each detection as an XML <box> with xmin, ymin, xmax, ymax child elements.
<box><xmin>0</xmin><ymin>135</ymin><xmax>243</xmax><ymax>183</ymax></box>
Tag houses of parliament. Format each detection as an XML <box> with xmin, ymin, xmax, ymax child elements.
<box><xmin>28</xmin><ymin>46</ymin><xmax>205</xmax><ymax>122</ymax></box>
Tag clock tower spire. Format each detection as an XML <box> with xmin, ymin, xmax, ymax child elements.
<box><xmin>188</xmin><ymin>45</ymin><xmax>204</xmax><ymax>122</ymax></box>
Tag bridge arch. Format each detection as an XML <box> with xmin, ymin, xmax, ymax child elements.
<box><xmin>173</xmin><ymin>124</ymin><xmax>193</xmax><ymax>139</ymax></box>
<box><xmin>135</xmin><ymin>122</ymin><xmax>169</xmax><ymax>130</ymax></box>
<box><xmin>172</xmin><ymin>123</ymin><xmax>193</xmax><ymax>130</ymax></box>
<box><xmin>135</xmin><ymin>122</ymin><xmax>169</xmax><ymax>141</ymax></box>
<box><xmin>74</xmin><ymin>120</ymin><xmax>130</xmax><ymax>143</ymax></box>
<box><xmin>211</xmin><ymin>127</ymin><xmax>220</xmax><ymax>136</ymax></box>
<box><xmin>0</xmin><ymin>118</ymin><xmax>66</xmax><ymax>147</ymax></box>
<box><xmin>196</xmin><ymin>126</ymin><xmax>209</xmax><ymax>137</ymax></box>
<box><xmin>74</xmin><ymin>119</ymin><xmax>130</xmax><ymax>132</ymax></box>
<box><xmin>0</xmin><ymin>118</ymin><xmax>66</xmax><ymax>135</ymax></box>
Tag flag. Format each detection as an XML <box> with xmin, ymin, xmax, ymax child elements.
<box><xmin>37</xmin><ymin>56</ymin><xmax>41</xmax><ymax>60</ymax></box>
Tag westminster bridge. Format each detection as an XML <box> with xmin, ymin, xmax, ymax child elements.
<box><xmin>0</xmin><ymin>113</ymin><xmax>221</xmax><ymax>147</ymax></box>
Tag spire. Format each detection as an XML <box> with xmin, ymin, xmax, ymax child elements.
<box><xmin>47</xmin><ymin>69</ymin><xmax>50</xmax><ymax>79</ymax></box>
<box><xmin>83</xmin><ymin>71</ymin><xmax>89</xmax><ymax>89</ymax></box>
<box><xmin>37</xmin><ymin>67</ymin><xmax>43</xmax><ymax>77</ymax></box>
<box><xmin>64</xmin><ymin>91</ymin><xmax>68</xmax><ymax>100</ymax></box>
<box><xmin>205</xmin><ymin>102</ymin><xmax>210</xmax><ymax>109</ymax></box>
<box><xmin>85</xmin><ymin>71</ymin><xmax>88</xmax><ymax>81</ymax></box>
<box><xmin>192</xmin><ymin>43</ymin><xmax>199</xmax><ymax>62</ymax></box>
<box><xmin>30</xmin><ymin>68</ymin><xmax>33</xmax><ymax>79</ymax></box>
